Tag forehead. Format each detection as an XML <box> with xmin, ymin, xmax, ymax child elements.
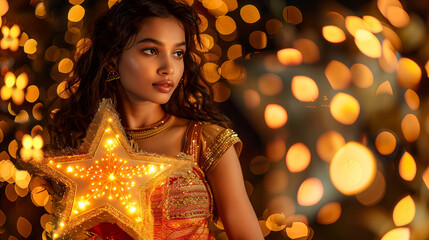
<box><xmin>135</xmin><ymin>16</ymin><xmax>186</xmax><ymax>44</ymax></box>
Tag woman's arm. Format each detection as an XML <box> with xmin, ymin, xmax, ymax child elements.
<box><xmin>207</xmin><ymin>146</ymin><xmax>264</xmax><ymax>240</ymax></box>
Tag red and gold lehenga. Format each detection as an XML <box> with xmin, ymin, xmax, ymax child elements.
<box><xmin>88</xmin><ymin>121</ymin><xmax>242</xmax><ymax>240</ymax></box>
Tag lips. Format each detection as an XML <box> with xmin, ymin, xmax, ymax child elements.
<box><xmin>152</xmin><ymin>80</ymin><xmax>174</xmax><ymax>93</ymax></box>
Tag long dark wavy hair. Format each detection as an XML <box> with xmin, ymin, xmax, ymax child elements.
<box><xmin>51</xmin><ymin>0</ymin><xmax>230</xmax><ymax>148</ymax></box>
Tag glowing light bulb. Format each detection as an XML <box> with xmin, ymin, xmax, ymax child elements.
<box><xmin>109</xmin><ymin>174</ymin><xmax>116</xmax><ymax>181</ymax></box>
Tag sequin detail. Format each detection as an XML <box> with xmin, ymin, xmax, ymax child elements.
<box><xmin>200</xmin><ymin>128</ymin><xmax>241</xmax><ymax>174</ymax></box>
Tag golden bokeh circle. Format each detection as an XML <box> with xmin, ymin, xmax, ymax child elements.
<box><xmin>330</xmin><ymin>142</ymin><xmax>376</xmax><ymax>196</ymax></box>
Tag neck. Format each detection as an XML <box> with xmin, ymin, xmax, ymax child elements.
<box><xmin>116</xmin><ymin>87</ymin><xmax>166</xmax><ymax>129</ymax></box>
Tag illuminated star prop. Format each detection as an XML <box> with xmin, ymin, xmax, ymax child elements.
<box><xmin>32</xmin><ymin>99</ymin><xmax>192</xmax><ymax>239</ymax></box>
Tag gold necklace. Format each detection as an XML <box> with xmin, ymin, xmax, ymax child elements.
<box><xmin>125</xmin><ymin>114</ymin><xmax>176</xmax><ymax>140</ymax></box>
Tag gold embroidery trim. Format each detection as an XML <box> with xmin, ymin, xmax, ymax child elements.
<box><xmin>200</xmin><ymin>129</ymin><xmax>241</xmax><ymax>174</ymax></box>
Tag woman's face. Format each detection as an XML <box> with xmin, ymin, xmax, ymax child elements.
<box><xmin>117</xmin><ymin>16</ymin><xmax>186</xmax><ymax>105</ymax></box>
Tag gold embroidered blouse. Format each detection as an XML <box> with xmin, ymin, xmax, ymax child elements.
<box><xmin>148</xmin><ymin>121</ymin><xmax>242</xmax><ymax>239</ymax></box>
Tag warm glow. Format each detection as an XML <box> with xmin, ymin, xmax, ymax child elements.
<box><xmin>401</xmin><ymin>114</ymin><xmax>420</xmax><ymax>142</ymax></box>
<box><xmin>285</xmin><ymin>222</ymin><xmax>309</xmax><ymax>239</ymax></box>
<box><xmin>24</xmin><ymin>39</ymin><xmax>37</xmax><ymax>54</ymax></box>
<box><xmin>264</xmin><ymin>104</ymin><xmax>287</xmax><ymax>129</ymax></box>
<box><xmin>215</xmin><ymin>16</ymin><xmax>236</xmax><ymax>35</ymax></box>
<box><xmin>317</xmin><ymin>202</ymin><xmax>341</xmax><ymax>225</ymax></box>
<box><xmin>68</xmin><ymin>5</ymin><xmax>85</xmax><ymax>22</ymax></box>
<box><xmin>258</xmin><ymin>73</ymin><xmax>283</xmax><ymax>96</ymax></box>
<box><xmin>356</xmin><ymin>171</ymin><xmax>386</xmax><ymax>206</ymax></box>
<box><xmin>297</xmin><ymin>178</ymin><xmax>323</xmax><ymax>206</ymax></box>
<box><xmin>266</xmin><ymin>213</ymin><xmax>286</xmax><ymax>231</ymax></box>
<box><xmin>266</xmin><ymin>19</ymin><xmax>283</xmax><ymax>36</ymax></box>
<box><xmin>393</xmin><ymin>195</ymin><xmax>415</xmax><ymax>226</ymax></box>
<box><xmin>196</xmin><ymin>34</ymin><xmax>214</xmax><ymax>52</ymax></box>
<box><xmin>379</xmin><ymin>39</ymin><xmax>398</xmax><ymax>73</ymax></box>
<box><xmin>397</xmin><ymin>58</ymin><xmax>421</xmax><ymax>89</ymax></box>
<box><xmin>354</xmin><ymin>29</ymin><xmax>381</xmax><ymax>58</ymax></box>
<box><xmin>201</xmin><ymin>63</ymin><xmax>220</xmax><ymax>83</ymax></box>
<box><xmin>291</xmin><ymin>76</ymin><xmax>319</xmax><ymax>102</ymax></box>
<box><xmin>17</xmin><ymin>217</ymin><xmax>32</xmax><ymax>238</ymax></box>
<box><xmin>0</xmin><ymin>0</ymin><xmax>9</xmax><ymax>16</ymax></box>
<box><xmin>316</xmin><ymin>131</ymin><xmax>345</xmax><ymax>162</ymax></box>
<box><xmin>25</xmin><ymin>85</ymin><xmax>40</xmax><ymax>103</ymax></box>
<box><xmin>259</xmin><ymin>220</ymin><xmax>271</xmax><ymax>237</ymax></box>
<box><xmin>404</xmin><ymin>89</ymin><xmax>419</xmax><ymax>110</ymax></box>
<box><xmin>363</xmin><ymin>15</ymin><xmax>383</xmax><ymax>33</ymax></box>
<box><xmin>375</xmin><ymin>131</ymin><xmax>396</xmax><ymax>155</ymax></box>
<box><xmin>330</xmin><ymin>142</ymin><xmax>376</xmax><ymax>195</ymax></box>
<box><xmin>345</xmin><ymin>16</ymin><xmax>366</xmax><ymax>37</ymax></box>
<box><xmin>351</xmin><ymin>63</ymin><xmax>373</xmax><ymax>88</ymax></box>
<box><xmin>381</xmin><ymin>228</ymin><xmax>410</xmax><ymax>240</ymax></box>
<box><xmin>282</xmin><ymin>6</ymin><xmax>302</xmax><ymax>25</ymax></box>
<box><xmin>293</xmin><ymin>38</ymin><xmax>320</xmax><ymax>64</ymax></box>
<box><xmin>240</xmin><ymin>4</ymin><xmax>260</xmax><ymax>24</ymax></box>
<box><xmin>322</xmin><ymin>25</ymin><xmax>346</xmax><ymax>43</ymax></box>
<box><xmin>376</xmin><ymin>81</ymin><xmax>393</xmax><ymax>96</ymax></box>
<box><xmin>266</xmin><ymin>137</ymin><xmax>286</xmax><ymax>162</ymax></box>
<box><xmin>243</xmin><ymin>89</ymin><xmax>260</xmax><ymax>109</ymax></box>
<box><xmin>286</xmin><ymin>143</ymin><xmax>311</xmax><ymax>173</ymax></box>
<box><xmin>212</xmin><ymin>82</ymin><xmax>230</xmax><ymax>102</ymax></box>
<box><xmin>31</xmin><ymin>186</ymin><xmax>50</xmax><ymax>207</ymax></box>
<box><xmin>220</xmin><ymin>60</ymin><xmax>246</xmax><ymax>84</ymax></box>
<box><xmin>325</xmin><ymin>60</ymin><xmax>352</xmax><ymax>90</ymax></box>
<box><xmin>57</xmin><ymin>81</ymin><xmax>69</xmax><ymax>99</ymax></box>
<box><xmin>35</xmin><ymin>2</ymin><xmax>47</xmax><ymax>18</ymax></box>
<box><xmin>330</xmin><ymin>93</ymin><xmax>360</xmax><ymax>125</ymax></box>
<box><xmin>386</xmin><ymin>6</ymin><xmax>410</xmax><ymax>28</ymax></box>
<box><xmin>398</xmin><ymin>152</ymin><xmax>416</xmax><ymax>181</ymax></box>
<box><xmin>382</xmin><ymin>26</ymin><xmax>402</xmax><ymax>51</ymax></box>
<box><xmin>227</xmin><ymin>44</ymin><xmax>242</xmax><ymax>60</ymax></box>
<box><xmin>263</xmin><ymin>169</ymin><xmax>288</xmax><ymax>194</ymax></box>
<box><xmin>22</xmin><ymin>135</ymin><xmax>33</xmax><ymax>149</ymax></box>
<box><xmin>249</xmin><ymin>31</ymin><xmax>267</xmax><ymax>49</ymax></box>
<box><xmin>1</xmin><ymin>24</ymin><xmax>20</xmax><ymax>51</ymax></box>
<box><xmin>58</xmin><ymin>58</ymin><xmax>74</xmax><ymax>74</ymax></box>
<box><xmin>423</xmin><ymin>167</ymin><xmax>429</xmax><ymax>189</ymax></box>
<box><xmin>277</xmin><ymin>48</ymin><xmax>302</xmax><ymax>66</ymax></box>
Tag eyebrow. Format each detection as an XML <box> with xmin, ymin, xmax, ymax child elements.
<box><xmin>136</xmin><ymin>38</ymin><xmax>186</xmax><ymax>47</ymax></box>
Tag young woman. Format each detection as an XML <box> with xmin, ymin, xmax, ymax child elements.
<box><xmin>49</xmin><ymin>0</ymin><xmax>264</xmax><ymax>239</ymax></box>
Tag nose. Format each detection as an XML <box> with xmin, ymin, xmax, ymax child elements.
<box><xmin>157</xmin><ymin>53</ymin><xmax>174</xmax><ymax>76</ymax></box>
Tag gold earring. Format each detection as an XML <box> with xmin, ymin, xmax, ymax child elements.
<box><xmin>106</xmin><ymin>70</ymin><xmax>120</xmax><ymax>82</ymax></box>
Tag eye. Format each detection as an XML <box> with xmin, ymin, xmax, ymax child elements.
<box><xmin>142</xmin><ymin>48</ymin><xmax>157</xmax><ymax>55</ymax></box>
<box><xmin>173</xmin><ymin>50</ymin><xmax>185</xmax><ymax>59</ymax></box>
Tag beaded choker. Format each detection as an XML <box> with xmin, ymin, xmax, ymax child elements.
<box><xmin>125</xmin><ymin>114</ymin><xmax>176</xmax><ymax>140</ymax></box>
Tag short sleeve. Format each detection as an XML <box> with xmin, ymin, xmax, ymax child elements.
<box><xmin>199</xmin><ymin>123</ymin><xmax>242</xmax><ymax>175</ymax></box>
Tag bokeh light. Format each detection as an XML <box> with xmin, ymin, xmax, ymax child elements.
<box><xmin>375</xmin><ymin>131</ymin><xmax>396</xmax><ymax>155</ymax></box>
<box><xmin>322</xmin><ymin>26</ymin><xmax>346</xmax><ymax>43</ymax></box>
<box><xmin>330</xmin><ymin>142</ymin><xmax>376</xmax><ymax>195</ymax></box>
<box><xmin>380</xmin><ymin>228</ymin><xmax>410</xmax><ymax>240</ymax></box>
<box><xmin>297</xmin><ymin>178</ymin><xmax>323</xmax><ymax>206</ymax></box>
<box><xmin>401</xmin><ymin>114</ymin><xmax>420</xmax><ymax>142</ymax></box>
<box><xmin>393</xmin><ymin>195</ymin><xmax>415</xmax><ymax>227</ymax></box>
<box><xmin>291</xmin><ymin>76</ymin><xmax>319</xmax><ymax>102</ymax></box>
<box><xmin>330</xmin><ymin>93</ymin><xmax>360</xmax><ymax>125</ymax></box>
<box><xmin>325</xmin><ymin>60</ymin><xmax>352</xmax><ymax>90</ymax></box>
<box><xmin>264</xmin><ymin>104</ymin><xmax>288</xmax><ymax>129</ymax></box>
<box><xmin>316</xmin><ymin>131</ymin><xmax>345</xmax><ymax>162</ymax></box>
<box><xmin>277</xmin><ymin>48</ymin><xmax>302</xmax><ymax>66</ymax></box>
<box><xmin>285</xmin><ymin>143</ymin><xmax>311</xmax><ymax>173</ymax></box>
<box><xmin>398</xmin><ymin>152</ymin><xmax>416</xmax><ymax>181</ymax></box>
<box><xmin>317</xmin><ymin>202</ymin><xmax>341</xmax><ymax>225</ymax></box>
